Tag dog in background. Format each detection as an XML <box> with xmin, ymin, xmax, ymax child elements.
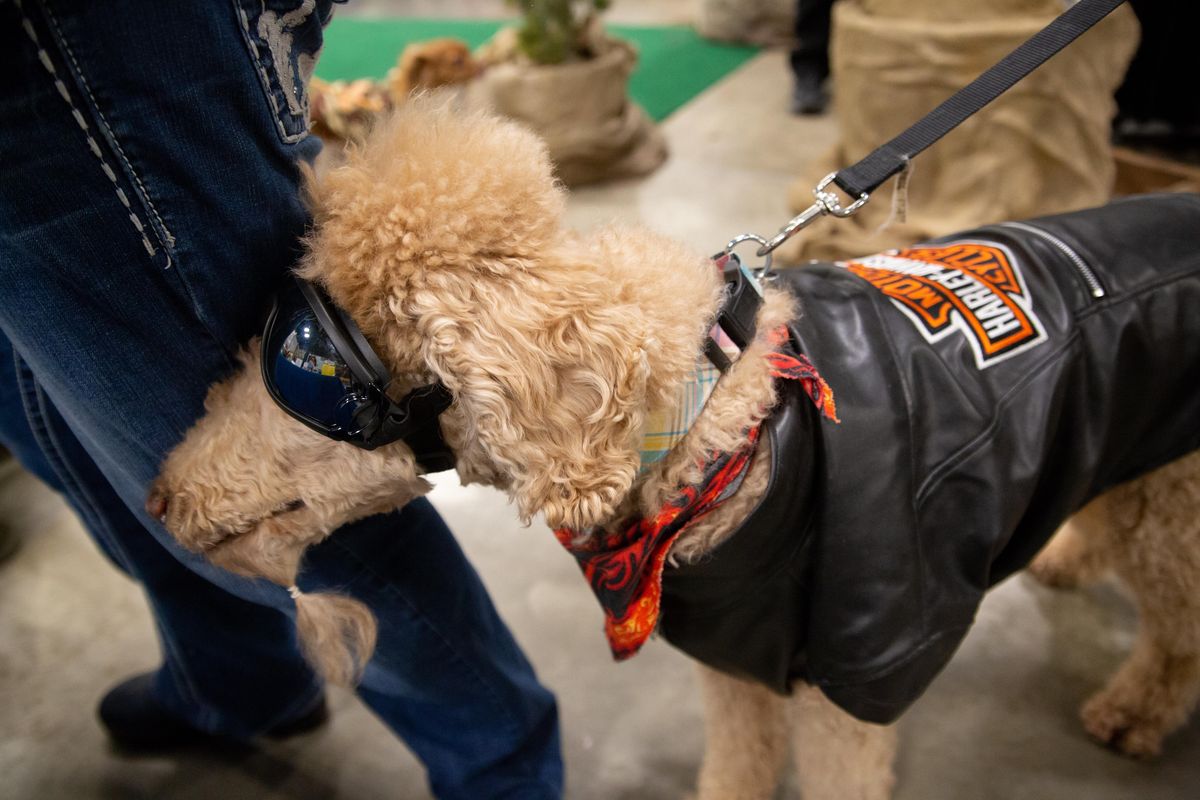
<box><xmin>150</xmin><ymin>100</ymin><xmax>1200</xmax><ymax>798</ymax></box>
<box><xmin>308</xmin><ymin>38</ymin><xmax>479</xmax><ymax>143</ymax></box>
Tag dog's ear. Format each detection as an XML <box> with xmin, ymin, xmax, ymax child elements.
<box><xmin>296</xmin><ymin>100</ymin><xmax>721</xmax><ymax>527</ymax></box>
<box><xmin>421</xmin><ymin>247</ymin><xmax>652</xmax><ymax>530</ymax></box>
<box><xmin>420</xmin><ymin>226</ymin><xmax>723</xmax><ymax>532</ymax></box>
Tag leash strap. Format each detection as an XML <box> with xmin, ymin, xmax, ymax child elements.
<box><xmin>755</xmin><ymin>0</ymin><xmax>1128</xmax><ymax>256</ymax></box>
<box><xmin>836</xmin><ymin>0</ymin><xmax>1126</xmax><ymax>198</ymax></box>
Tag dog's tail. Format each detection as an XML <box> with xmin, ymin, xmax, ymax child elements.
<box><xmin>289</xmin><ymin>586</ymin><xmax>378</xmax><ymax>686</ymax></box>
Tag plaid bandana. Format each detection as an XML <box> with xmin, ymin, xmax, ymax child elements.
<box><xmin>641</xmin><ymin>253</ymin><xmax>763</xmax><ymax>466</ymax></box>
<box><xmin>556</xmin><ymin>327</ymin><xmax>838</xmax><ymax>660</ymax></box>
<box><xmin>639</xmin><ymin>326</ymin><xmax>741</xmax><ymax>466</ymax></box>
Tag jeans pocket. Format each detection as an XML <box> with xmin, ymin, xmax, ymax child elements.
<box><xmin>233</xmin><ymin>0</ymin><xmax>335</xmax><ymax>144</ymax></box>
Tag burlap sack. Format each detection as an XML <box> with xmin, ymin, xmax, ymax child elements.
<box><xmin>695</xmin><ymin>0</ymin><xmax>796</xmax><ymax>46</ymax></box>
<box><xmin>471</xmin><ymin>29</ymin><xmax>667</xmax><ymax>187</ymax></box>
<box><xmin>779</xmin><ymin>0</ymin><xmax>1140</xmax><ymax>263</ymax></box>
<box><xmin>859</xmin><ymin>0</ymin><xmax>1063</xmax><ymax>21</ymax></box>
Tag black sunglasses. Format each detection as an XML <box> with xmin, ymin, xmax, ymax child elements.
<box><xmin>260</xmin><ymin>277</ymin><xmax>455</xmax><ymax>472</ymax></box>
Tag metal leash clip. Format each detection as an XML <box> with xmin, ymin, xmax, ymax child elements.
<box><xmin>723</xmin><ymin>233</ymin><xmax>774</xmax><ymax>289</ymax></box>
<box><xmin>755</xmin><ymin>171</ymin><xmax>870</xmax><ymax>257</ymax></box>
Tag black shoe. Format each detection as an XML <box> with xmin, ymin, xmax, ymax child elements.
<box><xmin>791</xmin><ymin>73</ymin><xmax>829</xmax><ymax>116</ymax></box>
<box><xmin>98</xmin><ymin>672</ymin><xmax>328</xmax><ymax>753</ymax></box>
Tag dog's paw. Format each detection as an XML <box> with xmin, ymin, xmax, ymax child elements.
<box><xmin>1081</xmin><ymin>690</ymin><xmax>1165</xmax><ymax>759</ymax></box>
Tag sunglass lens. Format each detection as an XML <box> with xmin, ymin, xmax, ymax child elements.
<box><xmin>266</xmin><ymin>304</ymin><xmax>365</xmax><ymax>431</ymax></box>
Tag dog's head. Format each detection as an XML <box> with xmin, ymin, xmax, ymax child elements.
<box><xmin>299</xmin><ymin>99</ymin><xmax>722</xmax><ymax>530</ymax></box>
<box><xmin>150</xmin><ymin>98</ymin><xmax>720</xmax><ymax>569</ymax></box>
<box><xmin>389</xmin><ymin>38</ymin><xmax>480</xmax><ymax>100</ymax></box>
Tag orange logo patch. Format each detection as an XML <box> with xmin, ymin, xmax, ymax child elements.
<box><xmin>840</xmin><ymin>242</ymin><xmax>1046</xmax><ymax>369</ymax></box>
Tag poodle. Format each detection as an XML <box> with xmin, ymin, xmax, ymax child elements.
<box><xmin>149</xmin><ymin>99</ymin><xmax>1200</xmax><ymax>798</ymax></box>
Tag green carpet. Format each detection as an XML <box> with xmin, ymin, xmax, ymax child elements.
<box><xmin>315</xmin><ymin>19</ymin><xmax>758</xmax><ymax>122</ymax></box>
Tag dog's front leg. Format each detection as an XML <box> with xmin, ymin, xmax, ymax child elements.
<box><xmin>694</xmin><ymin>664</ymin><xmax>790</xmax><ymax>800</ymax></box>
<box><xmin>791</xmin><ymin>684</ymin><xmax>897</xmax><ymax>800</ymax></box>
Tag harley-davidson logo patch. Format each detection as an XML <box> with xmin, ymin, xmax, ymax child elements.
<box><xmin>841</xmin><ymin>241</ymin><xmax>1047</xmax><ymax>369</ymax></box>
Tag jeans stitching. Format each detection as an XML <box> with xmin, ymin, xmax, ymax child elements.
<box><xmin>231</xmin><ymin>0</ymin><xmax>309</xmax><ymax>145</ymax></box>
<box><xmin>29</xmin><ymin>377</ymin><xmax>217</xmax><ymax>722</ymax></box>
<box><xmin>36</xmin><ymin>383</ymin><xmax>221</xmax><ymax>730</ymax></box>
<box><xmin>15</xmin><ymin>0</ymin><xmax>163</xmax><ymax>265</ymax></box>
<box><xmin>17</xmin><ymin>0</ymin><xmax>235</xmax><ymax>373</ymax></box>
<box><xmin>12</xmin><ymin>352</ymin><xmax>217</xmax><ymax>727</ymax></box>
<box><xmin>13</xmin><ymin>357</ymin><xmax>108</xmax><ymax>555</ymax></box>
<box><xmin>41</xmin><ymin>0</ymin><xmax>177</xmax><ymax>255</ymax></box>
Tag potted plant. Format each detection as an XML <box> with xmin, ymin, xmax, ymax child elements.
<box><xmin>472</xmin><ymin>0</ymin><xmax>667</xmax><ymax>186</ymax></box>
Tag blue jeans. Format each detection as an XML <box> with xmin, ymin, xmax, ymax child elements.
<box><xmin>0</xmin><ymin>2</ymin><xmax>562</xmax><ymax>797</ymax></box>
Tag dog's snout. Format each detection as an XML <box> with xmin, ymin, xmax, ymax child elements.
<box><xmin>145</xmin><ymin>485</ymin><xmax>169</xmax><ymax>522</ymax></box>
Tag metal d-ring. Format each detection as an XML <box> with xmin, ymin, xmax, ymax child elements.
<box><xmin>724</xmin><ymin>233</ymin><xmax>774</xmax><ymax>279</ymax></box>
<box><xmin>755</xmin><ymin>171</ymin><xmax>871</xmax><ymax>257</ymax></box>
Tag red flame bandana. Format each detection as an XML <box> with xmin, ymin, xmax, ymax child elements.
<box><xmin>555</xmin><ymin>327</ymin><xmax>838</xmax><ymax>660</ymax></box>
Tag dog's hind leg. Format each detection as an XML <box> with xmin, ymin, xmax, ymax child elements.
<box><xmin>694</xmin><ymin>664</ymin><xmax>790</xmax><ymax>800</ymax></box>
<box><xmin>790</xmin><ymin>684</ymin><xmax>897</xmax><ymax>800</ymax></box>
<box><xmin>1080</xmin><ymin>452</ymin><xmax>1200</xmax><ymax>758</ymax></box>
<box><xmin>1028</xmin><ymin>497</ymin><xmax>1115</xmax><ymax>589</ymax></box>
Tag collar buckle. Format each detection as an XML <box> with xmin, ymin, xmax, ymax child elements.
<box><xmin>707</xmin><ymin>242</ymin><xmax>769</xmax><ymax>372</ymax></box>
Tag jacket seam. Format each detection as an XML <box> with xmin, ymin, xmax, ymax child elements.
<box><xmin>866</xmin><ymin>290</ymin><xmax>929</xmax><ymax>635</ymax></box>
<box><xmin>913</xmin><ymin>335</ymin><xmax>1078</xmax><ymax>504</ymax></box>
<box><xmin>1073</xmin><ymin>264</ymin><xmax>1200</xmax><ymax>322</ymax></box>
<box><xmin>915</xmin><ymin>262</ymin><xmax>1200</xmax><ymax>504</ymax></box>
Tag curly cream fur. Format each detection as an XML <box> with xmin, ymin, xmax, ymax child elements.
<box><xmin>298</xmin><ymin>101</ymin><xmax>722</xmax><ymax>529</ymax></box>
<box><xmin>1030</xmin><ymin>452</ymin><xmax>1200</xmax><ymax>758</ymax></box>
<box><xmin>150</xmin><ymin>98</ymin><xmax>1200</xmax><ymax>793</ymax></box>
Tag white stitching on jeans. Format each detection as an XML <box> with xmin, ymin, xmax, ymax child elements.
<box><xmin>40</xmin><ymin>1</ymin><xmax>178</xmax><ymax>255</ymax></box>
<box><xmin>39</xmin><ymin>1</ymin><xmax>177</xmax><ymax>257</ymax></box>
<box><xmin>16</xmin><ymin>1</ymin><xmax>161</xmax><ymax>261</ymax></box>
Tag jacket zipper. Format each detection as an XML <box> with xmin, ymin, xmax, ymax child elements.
<box><xmin>998</xmin><ymin>221</ymin><xmax>1106</xmax><ymax>300</ymax></box>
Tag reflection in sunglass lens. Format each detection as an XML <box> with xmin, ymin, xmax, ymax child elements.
<box><xmin>268</xmin><ymin>306</ymin><xmax>366</xmax><ymax>430</ymax></box>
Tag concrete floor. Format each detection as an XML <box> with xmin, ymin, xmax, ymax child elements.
<box><xmin>2</xmin><ymin>2</ymin><xmax>1199</xmax><ymax>799</ymax></box>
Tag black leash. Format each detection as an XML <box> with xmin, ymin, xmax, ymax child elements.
<box><xmin>755</xmin><ymin>0</ymin><xmax>1129</xmax><ymax>257</ymax></box>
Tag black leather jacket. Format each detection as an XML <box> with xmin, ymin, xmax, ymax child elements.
<box><xmin>659</xmin><ymin>194</ymin><xmax>1200</xmax><ymax>724</ymax></box>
